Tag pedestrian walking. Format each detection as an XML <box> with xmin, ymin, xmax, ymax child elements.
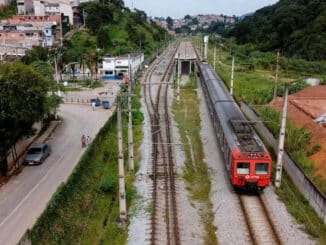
<box><xmin>86</xmin><ymin>135</ymin><xmax>92</xmax><ymax>146</ymax></box>
<box><xmin>81</xmin><ymin>135</ymin><xmax>86</xmax><ymax>148</ymax></box>
<box><xmin>92</xmin><ymin>101</ymin><xmax>96</xmax><ymax>111</ymax></box>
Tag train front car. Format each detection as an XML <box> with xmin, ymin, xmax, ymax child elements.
<box><xmin>229</xmin><ymin>120</ymin><xmax>272</xmax><ymax>190</ymax></box>
<box><xmin>198</xmin><ymin>62</ymin><xmax>272</xmax><ymax>191</ymax></box>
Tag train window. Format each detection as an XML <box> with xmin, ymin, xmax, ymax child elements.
<box><xmin>255</xmin><ymin>163</ymin><xmax>268</xmax><ymax>174</ymax></box>
<box><xmin>237</xmin><ymin>162</ymin><xmax>250</xmax><ymax>174</ymax></box>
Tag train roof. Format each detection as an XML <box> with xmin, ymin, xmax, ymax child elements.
<box><xmin>199</xmin><ymin>63</ymin><xmax>266</xmax><ymax>153</ymax></box>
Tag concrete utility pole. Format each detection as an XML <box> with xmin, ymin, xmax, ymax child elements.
<box><xmin>275</xmin><ymin>84</ymin><xmax>289</xmax><ymax>188</ymax></box>
<box><xmin>203</xmin><ymin>35</ymin><xmax>209</xmax><ymax>61</ymax></box>
<box><xmin>117</xmin><ymin>94</ymin><xmax>127</xmax><ymax>222</ymax></box>
<box><xmin>83</xmin><ymin>9</ymin><xmax>86</xmax><ymax>27</ymax></box>
<box><xmin>128</xmin><ymin>55</ymin><xmax>134</xmax><ymax>171</ymax></box>
<box><xmin>213</xmin><ymin>46</ymin><xmax>216</xmax><ymax>70</ymax></box>
<box><xmin>177</xmin><ymin>52</ymin><xmax>181</xmax><ymax>102</ymax></box>
<box><xmin>230</xmin><ymin>56</ymin><xmax>235</xmax><ymax>96</ymax></box>
<box><xmin>54</xmin><ymin>53</ymin><xmax>61</xmax><ymax>97</ymax></box>
<box><xmin>273</xmin><ymin>50</ymin><xmax>280</xmax><ymax>100</ymax></box>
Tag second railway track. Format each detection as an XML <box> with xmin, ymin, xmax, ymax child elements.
<box><xmin>143</xmin><ymin>44</ymin><xmax>180</xmax><ymax>245</ymax></box>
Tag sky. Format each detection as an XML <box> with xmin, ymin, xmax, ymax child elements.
<box><xmin>123</xmin><ymin>0</ymin><xmax>279</xmax><ymax>18</ymax></box>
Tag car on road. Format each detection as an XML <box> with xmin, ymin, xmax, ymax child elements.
<box><xmin>24</xmin><ymin>143</ymin><xmax>51</xmax><ymax>165</ymax></box>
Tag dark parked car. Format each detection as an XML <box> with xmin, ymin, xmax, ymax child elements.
<box><xmin>24</xmin><ymin>143</ymin><xmax>51</xmax><ymax>165</ymax></box>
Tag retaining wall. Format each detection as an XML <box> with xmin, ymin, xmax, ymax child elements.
<box><xmin>240</xmin><ymin>101</ymin><xmax>326</xmax><ymax>223</ymax></box>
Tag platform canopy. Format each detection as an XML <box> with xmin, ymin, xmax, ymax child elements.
<box><xmin>175</xmin><ymin>41</ymin><xmax>197</xmax><ymax>60</ymax></box>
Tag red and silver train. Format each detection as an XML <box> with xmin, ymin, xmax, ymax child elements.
<box><xmin>198</xmin><ymin>62</ymin><xmax>272</xmax><ymax>190</ymax></box>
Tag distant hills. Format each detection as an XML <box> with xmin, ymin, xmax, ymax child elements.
<box><xmin>229</xmin><ymin>0</ymin><xmax>326</xmax><ymax>60</ymax></box>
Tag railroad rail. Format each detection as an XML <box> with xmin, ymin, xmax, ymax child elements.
<box><xmin>143</xmin><ymin>44</ymin><xmax>180</xmax><ymax>245</ymax></box>
<box><xmin>238</xmin><ymin>194</ymin><xmax>281</xmax><ymax>245</ymax></box>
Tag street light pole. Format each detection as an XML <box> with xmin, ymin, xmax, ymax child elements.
<box><xmin>213</xmin><ymin>46</ymin><xmax>216</xmax><ymax>70</ymax></box>
<box><xmin>275</xmin><ymin>84</ymin><xmax>289</xmax><ymax>188</ymax></box>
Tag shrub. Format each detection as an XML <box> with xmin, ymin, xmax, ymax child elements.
<box><xmin>132</xmin><ymin>111</ymin><xmax>144</xmax><ymax>125</ymax></box>
<box><xmin>100</xmin><ymin>175</ymin><xmax>117</xmax><ymax>193</ymax></box>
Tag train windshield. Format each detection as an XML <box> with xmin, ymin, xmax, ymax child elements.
<box><xmin>255</xmin><ymin>163</ymin><xmax>269</xmax><ymax>174</ymax></box>
<box><xmin>237</xmin><ymin>162</ymin><xmax>250</xmax><ymax>174</ymax></box>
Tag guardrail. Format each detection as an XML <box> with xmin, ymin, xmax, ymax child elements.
<box><xmin>62</xmin><ymin>97</ymin><xmax>91</xmax><ymax>105</ymax></box>
<box><xmin>240</xmin><ymin>101</ymin><xmax>326</xmax><ymax>223</ymax></box>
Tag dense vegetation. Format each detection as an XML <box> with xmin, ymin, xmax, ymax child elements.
<box><xmin>229</xmin><ymin>0</ymin><xmax>326</xmax><ymax>60</ymax></box>
<box><xmin>0</xmin><ymin>0</ymin><xmax>16</xmax><ymax>20</ymax></box>
<box><xmin>0</xmin><ymin>62</ymin><xmax>57</xmax><ymax>176</ymax></box>
<box><xmin>80</xmin><ymin>1</ymin><xmax>168</xmax><ymax>56</ymax></box>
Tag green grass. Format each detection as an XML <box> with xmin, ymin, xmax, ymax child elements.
<box><xmin>172</xmin><ymin>75</ymin><xmax>218</xmax><ymax>244</ymax></box>
<box><xmin>24</xmin><ymin>84</ymin><xmax>144</xmax><ymax>244</ymax></box>
<box><xmin>276</xmin><ymin>171</ymin><xmax>326</xmax><ymax>244</ymax></box>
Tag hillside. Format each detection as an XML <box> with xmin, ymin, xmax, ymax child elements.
<box><xmin>79</xmin><ymin>1</ymin><xmax>168</xmax><ymax>56</ymax></box>
<box><xmin>229</xmin><ymin>0</ymin><xmax>326</xmax><ymax>61</ymax></box>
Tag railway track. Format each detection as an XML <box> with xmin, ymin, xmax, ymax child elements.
<box><xmin>239</xmin><ymin>193</ymin><xmax>281</xmax><ymax>245</ymax></box>
<box><xmin>143</xmin><ymin>44</ymin><xmax>180</xmax><ymax>245</ymax></box>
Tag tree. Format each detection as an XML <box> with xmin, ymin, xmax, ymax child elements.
<box><xmin>191</xmin><ymin>18</ymin><xmax>199</xmax><ymax>25</ymax></box>
<box><xmin>166</xmin><ymin>16</ymin><xmax>173</xmax><ymax>30</ymax></box>
<box><xmin>21</xmin><ymin>46</ymin><xmax>49</xmax><ymax>65</ymax></box>
<box><xmin>0</xmin><ymin>62</ymin><xmax>50</xmax><ymax>176</ymax></box>
<box><xmin>97</xmin><ymin>26</ymin><xmax>111</xmax><ymax>49</ymax></box>
<box><xmin>184</xmin><ymin>15</ymin><xmax>192</xmax><ymax>20</ymax></box>
<box><xmin>229</xmin><ymin>0</ymin><xmax>326</xmax><ymax>60</ymax></box>
<box><xmin>81</xmin><ymin>2</ymin><xmax>114</xmax><ymax>34</ymax></box>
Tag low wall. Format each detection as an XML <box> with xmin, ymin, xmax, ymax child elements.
<box><xmin>240</xmin><ymin>101</ymin><xmax>326</xmax><ymax>223</ymax></box>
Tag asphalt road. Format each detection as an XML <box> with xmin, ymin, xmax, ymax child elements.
<box><xmin>0</xmin><ymin>104</ymin><xmax>112</xmax><ymax>244</ymax></box>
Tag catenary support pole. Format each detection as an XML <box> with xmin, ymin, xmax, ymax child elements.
<box><xmin>275</xmin><ymin>84</ymin><xmax>289</xmax><ymax>188</ymax></box>
<box><xmin>177</xmin><ymin>52</ymin><xmax>181</xmax><ymax>102</ymax></box>
<box><xmin>213</xmin><ymin>46</ymin><xmax>216</xmax><ymax>70</ymax></box>
<box><xmin>117</xmin><ymin>94</ymin><xmax>127</xmax><ymax>222</ymax></box>
<box><xmin>128</xmin><ymin>55</ymin><xmax>134</xmax><ymax>171</ymax></box>
<box><xmin>219</xmin><ymin>42</ymin><xmax>222</xmax><ymax>63</ymax></box>
<box><xmin>273</xmin><ymin>50</ymin><xmax>280</xmax><ymax>100</ymax></box>
<box><xmin>230</xmin><ymin>56</ymin><xmax>235</xmax><ymax>96</ymax></box>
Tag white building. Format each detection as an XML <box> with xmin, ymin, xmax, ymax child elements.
<box><xmin>17</xmin><ymin>0</ymin><xmax>74</xmax><ymax>25</ymax></box>
<box><xmin>99</xmin><ymin>53</ymin><xmax>144</xmax><ymax>80</ymax></box>
<box><xmin>17</xmin><ymin>0</ymin><xmax>34</xmax><ymax>15</ymax></box>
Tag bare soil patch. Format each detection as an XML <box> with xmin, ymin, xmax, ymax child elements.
<box><xmin>271</xmin><ymin>85</ymin><xmax>326</xmax><ymax>180</ymax></box>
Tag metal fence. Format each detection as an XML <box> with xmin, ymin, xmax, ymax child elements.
<box><xmin>240</xmin><ymin>101</ymin><xmax>326</xmax><ymax>223</ymax></box>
